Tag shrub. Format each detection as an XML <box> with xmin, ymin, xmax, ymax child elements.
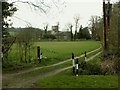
<box><xmin>78</xmin><ymin>61</ymin><xmax>102</xmax><ymax>75</ymax></box>
<box><xmin>100</xmin><ymin>55</ymin><xmax>120</xmax><ymax>75</ymax></box>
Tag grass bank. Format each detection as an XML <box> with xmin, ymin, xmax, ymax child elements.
<box><xmin>35</xmin><ymin>69</ymin><xmax>118</xmax><ymax>88</ymax></box>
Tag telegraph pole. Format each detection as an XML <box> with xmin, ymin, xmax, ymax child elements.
<box><xmin>118</xmin><ymin>3</ymin><xmax>120</xmax><ymax>49</ymax></box>
<box><xmin>103</xmin><ymin>0</ymin><xmax>112</xmax><ymax>51</ymax></box>
<box><xmin>0</xmin><ymin>2</ymin><xmax>2</xmax><ymax>62</ymax></box>
<box><xmin>106</xmin><ymin>0</ymin><xmax>110</xmax><ymax>50</ymax></box>
<box><xmin>107</xmin><ymin>0</ymin><xmax>110</xmax><ymax>31</ymax></box>
<box><xmin>103</xmin><ymin>0</ymin><xmax>107</xmax><ymax>50</ymax></box>
<box><xmin>0</xmin><ymin>2</ymin><xmax>2</xmax><ymax>89</ymax></box>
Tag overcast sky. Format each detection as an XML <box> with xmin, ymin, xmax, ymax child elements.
<box><xmin>8</xmin><ymin>0</ymin><xmax>118</xmax><ymax>31</ymax></box>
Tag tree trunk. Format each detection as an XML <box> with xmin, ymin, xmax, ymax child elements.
<box><xmin>118</xmin><ymin>9</ymin><xmax>120</xmax><ymax>49</ymax></box>
<box><xmin>24</xmin><ymin>43</ymin><xmax>27</xmax><ymax>63</ymax></box>
<box><xmin>28</xmin><ymin>45</ymin><xmax>31</xmax><ymax>63</ymax></box>
<box><xmin>19</xmin><ymin>44</ymin><xmax>23</xmax><ymax>63</ymax></box>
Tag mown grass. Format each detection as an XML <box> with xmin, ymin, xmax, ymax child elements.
<box><xmin>3</xmin><ymin>41</ymin><xmax>100</xmax><ymax>72</ymax></box>
<box><xmin>9</xmin><ymin>41</ymin><xmax>100</xmax><ymax>62</ymax></box>
<box><xmin>35</xmin><ymin>69</ymin><xmax>118</xmax><ymax>88</ymax></box>
<box><xmin>34</xmin><ymin>41</ymin><xmax>100</xmax><ymax>61</ymax></box>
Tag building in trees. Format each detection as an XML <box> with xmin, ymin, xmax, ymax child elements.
<box><xmin>51</xmin><ymin>26</ymin><xmax>59</xmax><ymax>34</ymax></box>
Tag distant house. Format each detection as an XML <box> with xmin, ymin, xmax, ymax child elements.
<box><xmin>51</xmin><ymin>26</ymin><xmax>59</xmax><ymax>35</ymax></box>
<box><xmin>59</xmin><ymin>31</ymin><xmax>71</xmax><ymax>40</ymax></box>
<box><xmin>47</xmin><ymin>26</ymin><xmax>71</xmax><ymax>40</ymax></box>
<box><xmin>52</xmin><ymin>26</ymin><xmax>59</xmax><ymax>32</ymax></box>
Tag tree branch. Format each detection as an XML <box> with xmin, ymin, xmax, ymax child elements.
<box><xmin>11</xmin><ymin>0</ymin><xmax>50</xmax><ymax>13</ymax></box>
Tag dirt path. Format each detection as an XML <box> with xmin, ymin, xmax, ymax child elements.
<box><xmin>3</xmin><ymin>47</ymin><xmax>101</xmax><ymax>78</ymax></box>
<box><xmin>2</xmin><ymin>51</ymin><xmax>102</xmax><ymax>88</ymax></box>
<box><xmin>3</xmin><ymin>66</ymin><xmax>72</xmax><ymax>88</ymax></box>
<box><xmin>85</xmin><ymin>51</ymin><xmax>102</xmax><ymax>62</ymax></box>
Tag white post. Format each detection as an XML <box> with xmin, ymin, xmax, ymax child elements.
<box><xmin>72</xmin><ymin>53</ymin><xmax>75</xmax><ymax>74</ymax></box>
<box><xmin>72</xmin><ymin>59</ymin><xmax>75</xmax><ymax>67</ymax></box>
<box><xmin>76</xmin><ymin>58</ymin><xmax>79</xmax><ymax>76</ymax></box>
<box><xmin>40</xmin><ymin>53</ymin><xmax>42</xmax><ymax>63</ymax></box>
<box><xmin>85</xmin><ymin>51</ymin><xmax>87</xmax><ymax>61</ymax></box>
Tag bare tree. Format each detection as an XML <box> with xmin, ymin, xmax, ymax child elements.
<box><xmin>10</xmin><ymin>0</ymin><xmax>66</xmax><ymax>14</ymax></box>
<box><xmin>43</xmin><ymin>22</ymin><xmax>48</xmax><ymax>34</ymax></box>
<box><xmin>16</xmin><ymin>26</ymin><xmax>34</xmax><ymax>63</ymax></box>
<box><xmin>88</xmin><ymin>16</ymin><xmax>102</xmax><ymax>40</ymax></box>
<box><xmin>74</xmin><ymin>14</ymin><xmax>80</xmax><ymax>40</ymax></box>
<box><xmin>66</xmin><ymin>23</ymin><xmax>73</xmax><ymax>41</ymax></box>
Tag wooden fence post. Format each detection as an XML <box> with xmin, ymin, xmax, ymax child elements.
<box><xmin>37</xmin><ymin>46</ymin><xmax>40</xmax><ymax>63</ymax></box>
<box><xmin>85</xmin><ymin>51</ymin><xmax>87</xmax><ymax>61</ymax></box>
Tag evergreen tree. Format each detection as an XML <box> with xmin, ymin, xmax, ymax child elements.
<box><xmin>2</xmin><ymin>1</ymin><xmax>17</xmax><ymax>61</ymax></box>
<box><xmin>82</xmin><ymin>27</ymin><xmax>91</xmax><ymax>39</ymax></box>
<box><xmin>78</xmin><ymin>25</ymin><xmax>83</xmax><ymax>39</ymax></box>
<box><xmin>74</xmin><ymin>30</ymin><xmax>77</xmax><ymax>40</ymax></box>
<box><xmin>70</xmin><ymin>25</ymin><xmax>73</xmax><ymax>41</ymax></box>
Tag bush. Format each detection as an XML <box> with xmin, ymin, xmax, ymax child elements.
<box><xmin>113</xmin><ymin>58</ymin><xmax>120</xmax><ymax>74</ymax></box>
<box><xmin>100</xmin><ymin>54</ymin><xmax>120</xmax><ymax>75</ymax></box>
<box><xmin>78</xmin><ymin>61</ymin><xmax>102</xmax><ymax>75</ymax></box>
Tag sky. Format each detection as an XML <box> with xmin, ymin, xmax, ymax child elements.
<box><xmin>8</xmin><ymin>0</ymin><xmax>118</xmax><ymax>31</ymax></box>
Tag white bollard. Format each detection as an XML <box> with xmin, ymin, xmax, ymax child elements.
<box><xmin>72</xmin><ymin>53</ymin><xmax>75</xmax><ymax>74</ymax></box>
<box><xmin>40</xmin><ymin>53</ymin><xmax>42</xmax><ymax>63</ymax></box>
<box><xmin>85</xmin><ymin>51</ymin><xmax>87</xmax><ymax>61</ymax></box>
<box><xmin>76</xmin><ymin>58</ymin><xmax>79</xmax><ymax>76</ymax></box>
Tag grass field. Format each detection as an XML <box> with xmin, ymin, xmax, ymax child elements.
<box><xmin>4</xmin><ymin>41</ymin><xmax>100</xmax><ymax>71</ymax></box>
<box><xmin>8</xmin><ymin>41</ymin><xmax>100</xmax><ymax>62</ymax></box>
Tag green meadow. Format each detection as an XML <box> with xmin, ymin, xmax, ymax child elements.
<box><xmin>4</xmin><ymin>41</ymin><xmax>100</xmax><ymax>71</ymax></box>
<box><xmin>8</xmin><ymin>41</ymin><xmax>100</xmax><ymax>62</ymax></box>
